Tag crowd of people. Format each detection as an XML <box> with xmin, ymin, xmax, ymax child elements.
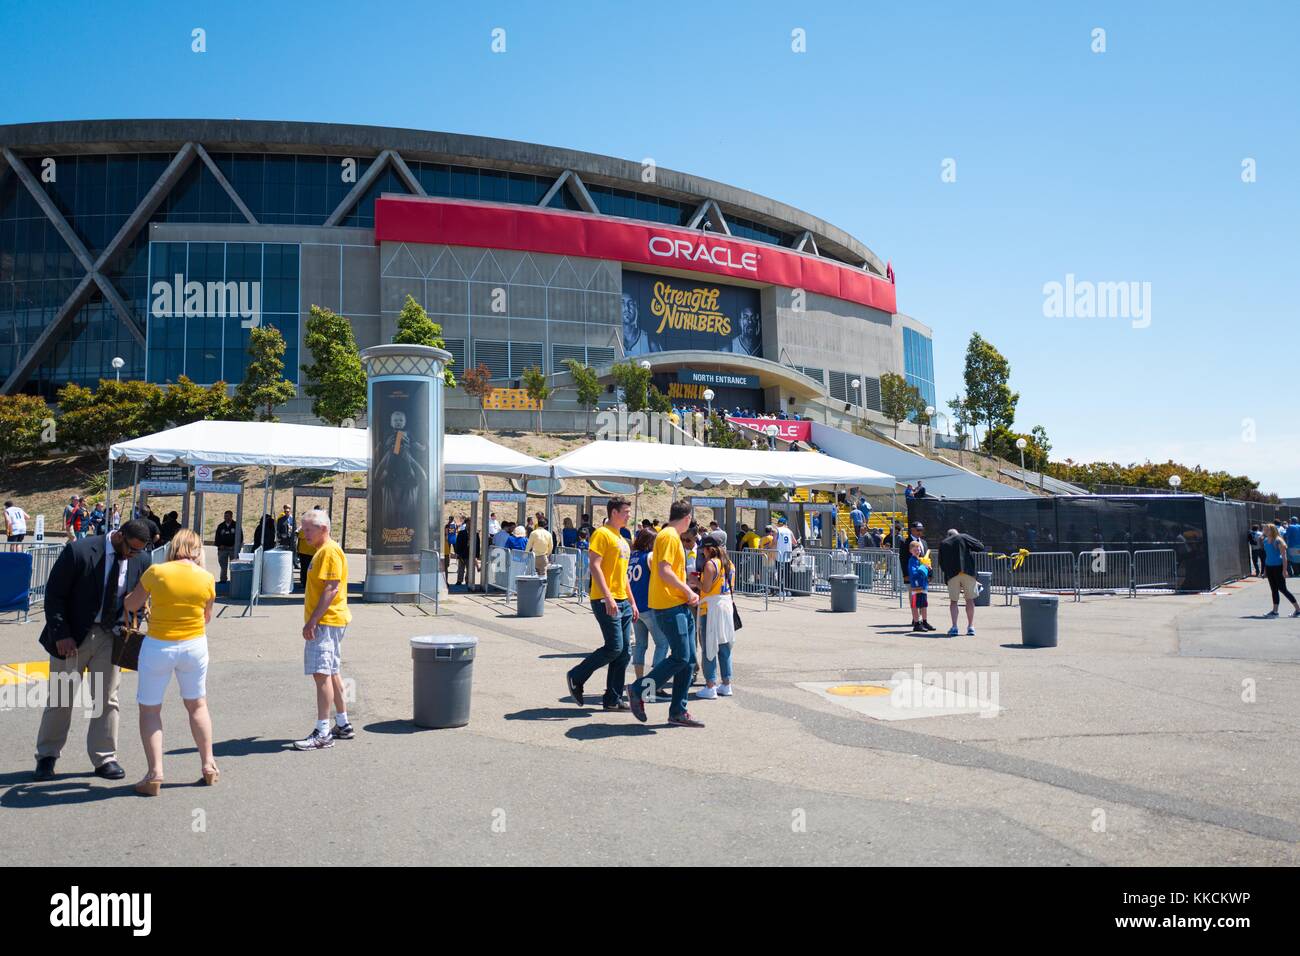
<box><xmin>29</xmin><ymin>504</ymin><xmax>355</xmax><ymax>792</ymax></box>
<box><xmin>1247</xmin><ymin>518</ymin><xmax>1300</xmax><ymax>616</ymax></box>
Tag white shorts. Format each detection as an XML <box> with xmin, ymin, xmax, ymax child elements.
<box><xmin>136</xmin><ymin>636</ymin><xmax>209</xmax><ymax>705</ymax></box>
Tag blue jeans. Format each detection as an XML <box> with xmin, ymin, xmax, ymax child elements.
<box><xmin>702</xmin><ymin>640</ymin><xmax>732</xmax><ymax>683</ymax></box>
<box><xmin>569</xmin><ymin>599</ymin><xmax>632</xmax><ymax>706</ymax></box>
<box><xmin>632</xmin><ymin>608</ymin><xmax>655</xmax><ymax>667</ymax></box>
<box><xmin>632</xmin><ymin>604</ymin><xmax>694</xmax><ymax>718</ymax></box>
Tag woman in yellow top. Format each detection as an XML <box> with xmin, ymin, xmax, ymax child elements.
<box><xmin>695</xmin><ymin>532</ymin><xmax>736</xmax><ymax>699</ymax></box>
<box><xmin>123</xmin><ymin>528</ymin><xmax>217</xmax><ymax>795</ymax></box>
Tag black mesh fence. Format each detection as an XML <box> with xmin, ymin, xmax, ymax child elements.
<box><xmin>908</xmin><ymin>494</ymin><xmax>1247</xmax><ymax>592</ymax></box>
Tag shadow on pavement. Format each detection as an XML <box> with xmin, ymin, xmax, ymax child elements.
<box><xmin>999</xmin><ymin>643</ymin><xmax>1040</xmax><ymax>649</ymax></box>
<box><xmin>1</xmin><ymin>780</ymin><xmax>137</xmax><ymax>808</ymax></box>
<box><xmin>504</xmin><ymin>707</ymin><xmax>590</xmax><ymax>721</ymax></box>
<box><xmin>363</xmin><ymin>719</ymin><xmax>428</xmax><ymax>734</ymax></box>
<box><xmin>537</xmin><ymin>652</ymin><xmax>586</xmax><ymax>660</ymax></box>
<box><xmin>167</xmin><ymin>736</ymin><xmax>292</xmax><ymax>757</ymax></box>
<box><xmin>564</xmin><ymin>723</ymin><xmax>656</xmax><ymax>740</ymax></box>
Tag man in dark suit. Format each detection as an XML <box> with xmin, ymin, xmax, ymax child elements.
<box><xmin>33</xmin><ymin>519</ymin><xmax>154</xmax><ymax>782</ymax></box>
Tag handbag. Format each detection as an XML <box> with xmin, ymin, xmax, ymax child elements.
<box><xmin>731</xmin><ymin>599</ymin><xmax>743</xmax><ymax>632</ymax></box>
<box><xmin>111</xmin><ymin>610</ymin><xmax>146</xmax><ymax>671</ymax></box>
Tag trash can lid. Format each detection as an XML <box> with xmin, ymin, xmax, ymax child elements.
<box><xmin>410</xmin><ymin>634</ymin><xmax>479</xmax><ymax>650</ymax></box>
<box><xmin>1019</xmin><ymin>592</ymin><xmax>1059</xmax><ymax>603</ymax></box>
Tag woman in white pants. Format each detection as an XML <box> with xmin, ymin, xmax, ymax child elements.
<box><xmin>695</xmin><ymin>532</ymin><xmax>736</xmax><ymax>699</ymax></box>
<box><xmin>123</xmin><ymin>528</ymin><xmax>217</xmax><ymax>795</ymax></box>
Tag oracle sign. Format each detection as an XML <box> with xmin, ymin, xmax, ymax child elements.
<box><xmin>647</xmin><ymin>235</ymin><xmax>758</xmax><ymax>274</ymax></box>
<box><xmin>729</xmin><ymin>417</ymin><xmax>812</xmax><ymax>443</ymax></box>
<box><xmin>374</xmin><ymin>196</ymin><xmax>898</xmax><ymax>314</ymax></box>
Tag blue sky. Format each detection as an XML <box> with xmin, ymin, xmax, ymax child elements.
<box><xmin>3</xmin><ymin>0</ymin><xmax>1296</xmax><ymax>491</ymax></box>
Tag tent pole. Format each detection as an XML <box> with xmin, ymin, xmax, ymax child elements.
<box><xmin>106</xmin><ymin>456</ymin><xmax>115</xmax><ymax>524</ymax></box>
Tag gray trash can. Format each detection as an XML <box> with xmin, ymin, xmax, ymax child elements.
<box><xmin>829</xmin><ymin>574</ymin><xmax>858</xmax><ymax>612</ymax></box>
<box><xmin>228</xmin><ymin>560</ymin><xmax>254</xmax><ymax>600</ymax></box>
<box><xmin>516</xmin><ymin>574</ymin><xmax>546</xmax><ymax>617</ymax></box>
<box><xmin>975</xmin><ymin>570</ymin><xmax>993</xmax><ymax>607</ymax></box>
<box><xmin>545</xmin><ymin>562</ymin><xmax>563</xmax><ymax>598</ymax></box>
<box><xmin>411</xmin><ymin>635</ymin><xmax>478</xmax><ymax>728</ymax></box>
<box><xmin>1019</xmin><ymin>593</ymin><xmax>1059</xmax><ymax>647</ymax></box>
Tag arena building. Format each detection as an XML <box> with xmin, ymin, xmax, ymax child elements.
<box><xmin>0</xmin><ymin>120</ymin><xmax>935</xmax><ymax>431</ymax></box>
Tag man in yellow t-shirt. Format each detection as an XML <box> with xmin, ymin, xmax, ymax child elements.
<box><xmin>296</xmin><ymin>505</ymin><xmax>323</xmax><ymax>590</ymax></box>
<box><xmin>626</xmin><ymin>500</ymin><xmax>703</xmax><ymax>728</ymax></box>
<box><xmin>294</xmin><ymin>509</ymin><xmax>353</xmax><ymax>751</ymax></box>
<box><xmin>565</xmin><ymin>496</ymin><xmax>637</xmax><ymax>710</ymax></box>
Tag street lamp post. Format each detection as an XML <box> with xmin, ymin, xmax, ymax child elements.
<box><xmin>1015</xmin><ymin>436</ymin><xmax>1028</xmax><ymax>487</ymax></box>
<box><xmin>850</xmin><ymin>378</ymin><xmax>860</xmax><ymax>414</ymax></box>
<box><xmin>765</xmin><ymin>423</ymin><xmax>778</xmax><ymax>450</ymax></box>
<box><xmin>703</xmin><ymin>387</ymin><xmax>715</xmax><ymax>421</ymax></box>
<box><xmin>1168</xmin><ymin>474</ymin><xmax>1182</xmax><ymax>493</ymax></box>
<box><xmin>925</xmin><ymin>404</ymin><xmax>936</xmax><ymax>449</ymax></box>
<box><xmin>111</xmin><ymin>356</ymin><xmax>124</xmax><ymax>382</ymax></box>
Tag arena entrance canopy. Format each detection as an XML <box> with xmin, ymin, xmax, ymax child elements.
<box><xmin>108</xmin><ymin>420</ymin><xmax>551</xmax><ymax>477</ymax></box>
<box><xmin>544</xmin><ymin>439</ymin><xmax>894</xmax><ymax>491</ymax></box>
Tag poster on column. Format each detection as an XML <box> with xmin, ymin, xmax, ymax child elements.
<box><xmin>369</xmin><ymin>380</ymin><xmax>430</xmax><ymax>557</ymax></box>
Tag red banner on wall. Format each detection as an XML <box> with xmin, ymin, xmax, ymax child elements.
<box><xmin>728</xmin><ymin>417</ymin><xmax>812</xmax><ymax>443</ymax></box>
<box><xmin>374</xmin><ymin>196</ymin><xmax>897</xmax><ymax>314</ymax></box>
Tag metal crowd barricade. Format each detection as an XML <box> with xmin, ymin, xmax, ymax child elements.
<box><xmin>732</xmin><ymin>549</ymin><xmax>771</xmax><ymax>610</ymax></box>
<box><xmin>1133</xmin><ymin>549</ymin><xmax>1177</xmax><ymax>594</ymax></box>
<box><xmin>849</xmin><ymin>548</ymin><xmax>904</xmax><ymax>607</ymax></box>
<box><xmin>551</xmin><ymin>545</ymin><xmax>587</xmax><ymax>601</ymax></box>
<box><xmin>485</xmin><ymin>546</ymin><xmax>533</xmax><ymax>600</ymax></box>
<box><xmin>1</xmin><ymin>542</ymin><xmax>64</xmax><ymax>617</ymax></box>
<box><xmin>1009</xmin><ymin>551</ymin><xmax>1077</xmax><ymax>600</ymax></box>
<box><xmin>418</xmin><ymin>549</ymin><xmax>441</xmax><ymax>614</ymax></box>
<box><xmin>786</xmin><ymin>548</ymin><xmax>836</xmax><ymax>598</ymax></box>
<box><xmin>1075</xmin><ymin>549</ymin><xmax>1133</xmax><ymax>600</ymax></box>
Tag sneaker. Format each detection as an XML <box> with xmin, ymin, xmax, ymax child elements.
<box><xmin>716</xmin><ymin>683</ymin><xmax>733</xmax><ymax>697</ymax></box>
<box><xmin>566</xmin><ymin>673</ymin><xmax>585</xmax><ymax>707</ymax></box>
<box><xmin>1265</xmin><ymin>610</ymin><xmax>1279</xmax><ymax>618</ymax></box>
<box><xmin>602</xmin><ymin>700</ymin><xmax>631</xmax><ymax>712</ymax></box>
<box><xmin>696</xmin><ymin>685</ymin><xmax>718</xmax><ymax>700</ymax></box>
<box><xmin>627</xmin><ymin>683</ymin><xmax>648</xmax><ymax>723</ymax></box>
<box><xmin>921</xmin><ymin>621</ymin><xmax>936</xmax><ymax>631</ymax></box>
<box><xmin>668</xmin><ymin>711</ymin><xmax>705</xmax><ymax>728</ymax></box>
<box><xmin>1292</xmin><ymin>609</ymin><xmax>1300</xmax><ymax>618</ymax></box>
<box><xmin>966</xmin><ymin>627</ymin><xmax>976</xmax><ymax>637</ymax></box>
<box><xmin>331</xmin><ymin>721</ymin><xmax>356</xmax><ymax>740</ymax></box>
<box><xmin>911</xmin><ymin>621</ymin><xmax>924</xmax><ymax>632</ymax></box>
<box><xmin>293</xmin><ymin>728</ymin><xmax>335</xmax><ymax>751</ymax></box>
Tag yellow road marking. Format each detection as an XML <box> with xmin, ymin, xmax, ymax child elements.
<box><xmin>827</xmin><ymin>683</ymin><xmax>891</xmax><ymax>697</ymax></box>
<box><xmin>0</xmin><ymin>661</ymin><xmax>50</xmax><ymax>684</ymax></box>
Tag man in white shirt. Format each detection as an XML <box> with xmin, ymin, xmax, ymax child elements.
<box><xmin>4</xmin><ymin>501</ymin><xmax>30</xmax><ymax>541</ymax></box>
<box><xmin>488</xmin><ymin>512</ymin><xmax>501</xmax><ymax>537</ymax></box>
<box><xmin>774</xmin><ymin>516</ymin><xmax>796</xmax><ymax>595</ymax></box>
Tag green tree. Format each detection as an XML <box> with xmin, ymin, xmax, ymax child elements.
<box><xmin>1028</xmin><ymin>425</ymin><xmax>1052</xmax><ymax>471</ymax></box>
<box><xmin>392</xmin><ymin>294</ymin><xmax>455</xmax><ymax>386</ymax></box>
<box><xmin>56</xmin><ymin>379</ymin><xmax>164</xmax><ymax>451</ymax></box>
<box><xmin>521</xmin><ymin>365</ymin><xmax>551</xmax><ymax>433</ymax></box>
<box><xmin>302</xmin><ymin>305</ymin><xmax>367</xmax><ymax>425</ymax></box>
<box><xmin>562</xmin><ymin>358</ymin><xmax>602</xmax><ymax>433</ymax></box>
<box><xmin>946</xmin><ymin>393</ymin><xmax>973</xmax><ymax>463</ymax></box>
<box><xmin>880</xmin><ymin>372</ymin><xmax>923</xmax><ymax>439</ymax></box>
<box><xmin>610</xmin><ymin>360</ymin><xmax>651</xmax><ymax>413</ymax></box>
<box><xmin>962</xmin><ymin>333</ymin><xmax>1018</xmax><ymax>447</ymax></box>
<box><xmin>234</xmin><ymin>326</ymin><xmax>298</xmax><ymax>422</ymax></box>
<box><xmin>0</xmin><ymin>393</ymin><xmax>54</xmax><ymax>463</ymax></box>
<box><xmin>707</xmin><ymin>411</ymin><xmax>748</xmax><ymax>449</ymax></box>
<box><xmin>647</xmin><ymin>384</ymin><xmax>671</xmax><ymax>416</ymax></box>
<box><xmin>460</xmin><ymin>363</ymin><xmax>494</xmax><ymax>431</ymax></box>
<box><xmin>155</xmin><ymin>375</ymin><xmax>237</xmax><ymax>428</ymax></box>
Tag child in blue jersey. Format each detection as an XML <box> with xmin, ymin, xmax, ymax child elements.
<box><xmin>908</xmin><ymin>539</ymin><xmax>934</xmax><ymax>632</ymax></box>
<box><xmin>627</xmin><ymin>528</ymin><xmax>661</xmax><ymax>685</ymax></box>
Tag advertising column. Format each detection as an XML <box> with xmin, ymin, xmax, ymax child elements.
<box><xmin>360</xmin><ymin>344</ymin><xmax>451</xmax><ymax>602</ymax></box>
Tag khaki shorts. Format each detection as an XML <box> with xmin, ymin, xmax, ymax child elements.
<box><xmin>947</xmin><ymin>573</ymin><xmax>977</xmax><ymax>602</ymax></box>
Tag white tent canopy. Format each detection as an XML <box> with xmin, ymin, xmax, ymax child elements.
<box><xmin>545</xmin><ymin>440</ymin><xmax>894</xmax><ymax>491</ymax></box>
<box><xmin>108</xmin><ymin>420</ymin><xmax>551</xmax><ymax>477</ymax></box>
